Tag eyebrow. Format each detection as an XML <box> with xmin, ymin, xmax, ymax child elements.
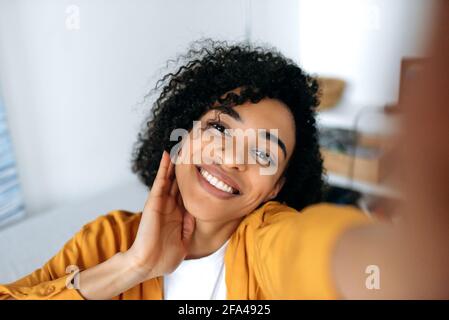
<box><xmin>214</xmin><ymin>106</ymin><xmax>242</xmax><ymax>122</ymax></box>
<box><xmin>216</xmin><ymin>107</ymin><xmax>288</xmax><ymax>159</ymax></box>
<box><xmin>262</xmin><ymin>130</ymin><xmax>287</xmax><ymax>159</ymax></box>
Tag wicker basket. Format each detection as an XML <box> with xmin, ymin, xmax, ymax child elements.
<box><xmin>317</xmin><ymin>77</ymin><xmax>346</xmax><ymax>111</ymax></box>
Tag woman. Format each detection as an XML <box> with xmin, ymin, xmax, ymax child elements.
<box><xmin>0</xmin><ymin>38</ymin><xmax>447</xmax><ymax>300</ymax></box>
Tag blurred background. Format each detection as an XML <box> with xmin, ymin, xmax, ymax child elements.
<box><xmin>0</xmin><ymin>0</ymin><xmax>437</xmax><ymax>282</ymax></box>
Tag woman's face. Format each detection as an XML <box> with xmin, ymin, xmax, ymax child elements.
<box><xmin>174</xmin><ymin>97</ymin><xmax>296</xmax><ymax>223</ymax></box>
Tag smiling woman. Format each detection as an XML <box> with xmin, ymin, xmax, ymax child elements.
<box><xmin>5</xmin><ymin>37</ymin><xmax>446</xmax><ymax>300</ymax></box>
<box><xmin>132</xmin><ymin>39</ymin><xmax>325</xmax><ymax>213</ymax></box>
<box><xmin>0</xmin><ymin>39</ymin><xmax>368</xmax><ymax>300</ymax></box>
<box><xmin>174</xmin><ymin>99</ymin><xmax>298</xmax><ymax>219</ymax></box>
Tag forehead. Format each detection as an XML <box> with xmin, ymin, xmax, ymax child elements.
<box><xmin>234</xmin><ymin>98</ymin><xmax>294</xmax><ymax>129</ymax></box>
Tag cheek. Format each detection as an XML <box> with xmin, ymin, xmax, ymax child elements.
<box><xmin>178</xmin><ymin>133</ymin><xmax>212</xmax><ymax>164</ymax></box>
<box><xmin>246</xmin><ymin>174</ymin><xmax>279</xmax><ymax>198</ymax></box>
<box><xmin>174</xmin><ymin>163</ymin><xmax>192</xmax><ymax>192</ymax></box>
<box><xmin>174</xmin><ymin>164</ymin><xmax>183</xmax><ymax>189</ymax></box>
<box><xmin>177</xmin><ymin>134</ymin><xmax>195</xmax><ymax>164</ymax></box>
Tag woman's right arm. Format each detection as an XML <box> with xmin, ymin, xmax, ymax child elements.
<box><xmin>76</xmin><ymin>251</ymin><xmax>150</xmax><ymax>300</ymax></box>
<box><xmin>79</xmin><ymin>150</ymin><xmax>195</xmax><ymax>299</ymax></box>
<box><xmin>1</xmin><ymin>151</ymin><xmax>195</xmax><ymax>300</ymax></box>
<box><xmin>2</xmin><ymin>252</ymin><xmax>147</xmax><ymax>301</ymax></box>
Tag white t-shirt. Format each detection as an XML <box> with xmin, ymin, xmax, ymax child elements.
<box><xmin>163</xmin><ymin>240</ymin><xmax>229</xmax><ymax>300</ymax></box>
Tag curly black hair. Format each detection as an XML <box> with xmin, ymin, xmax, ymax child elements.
<box><xmin>131</xmin><ymin>39</ymin><xmax>324</xmax><ymax>211</ymax></box>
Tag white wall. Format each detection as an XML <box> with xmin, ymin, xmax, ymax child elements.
<box><xmin>0</xmin><ymin>0</ymin><xmax>302</xmax><ymax>216</ymax></box>
<box><xmin>297</xmin><ymin>0</ymin><xmax>436</xmax><ymax>106</ymax></box>
<box><xmin>249</xmin><ymin>0</ymin><xmax>301</xmax><ymax>60</ymax></box>
<box><xmin>0</xmin><ymin>0</ymin><xmax>251</xmax><ymax>215</ymax></box>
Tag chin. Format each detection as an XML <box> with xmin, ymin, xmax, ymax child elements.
<box><xmin>180</xmin><ymin>190</ymin><xmax>226</xmax><ymax>222</ymax></box>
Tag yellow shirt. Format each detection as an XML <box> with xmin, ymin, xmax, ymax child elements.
<box><xmin>0</xmin><ymin>201</ymin><xmax>371</xmax><ymax>300</ymax></box>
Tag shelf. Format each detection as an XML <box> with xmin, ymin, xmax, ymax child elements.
<box><xmin>317</xmin><ymin>101</ymin><xmax>402</xmax><ymax>197</ymax></box>
<box><xmin>316</xmin><ymin>101</ymin><xmax>398</xmax><ymax>134</ymax></box>
<box><xmin>325</xmin><ymin>173</ymin><xmax>401</xmax><ymax>199</ymax></box>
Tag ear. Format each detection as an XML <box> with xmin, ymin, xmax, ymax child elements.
<box><xmin>264</xmin><ymin>176</ymin><xmax>286</xmax><ymax>202</ymax></box>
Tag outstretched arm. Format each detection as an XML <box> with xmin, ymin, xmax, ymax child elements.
<box><xmin>333</xmin><ymin>2</ymin><xmax>449</xmax><ymax>299</ymax></box>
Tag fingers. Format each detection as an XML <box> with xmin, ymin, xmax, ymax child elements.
<box><xmin>176</xmin><ymin>191</ymin><xmax>185</xmax><ymax>210</ymax></box>
<box><xmin>166</xmin><ymin>153</ymin><xmax>175</xmax><ymax>180</ymax></box>
<box><xmin>182</xmin><ymin>211</ymin><xmax>196</xmax><ymax>246</ymax></box>
<box><xmin>155</xmin><ymin>150</ymin><xmax>170</xmax><ymax>180</ymax></box>
<box><xmin>170</xmin><ymin>177</ymin><xmax>179</xmax><ymax>196</ymax></box>
<box><xmin>150</xmin><ymin>150</ymin><xmax>173</xmax><ymax>198</ymax></box>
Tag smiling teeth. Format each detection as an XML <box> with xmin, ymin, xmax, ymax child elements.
<box><xmin>199</xmin><ymin>168</ymin><xmax>235</xmax><ymax>194</ymax></box>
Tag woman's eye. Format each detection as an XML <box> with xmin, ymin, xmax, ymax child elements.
<box><xmin>212</xmin><ymin>123</ymin><xmax>226</xmax><ymax>133</ymax></box>
<box><xmin>206</xmin><ymin>121</ymin><xmax>231</xmax><ymax>137</ymax></box>
<box><xmin>254</xmin><ymin>150</ymin><xmax>272</xmax><ymax>166</ymax></box>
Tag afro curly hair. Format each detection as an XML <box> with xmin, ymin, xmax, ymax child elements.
<box><xmin>131</xmin><ymin>39</ymin><xmax>324</xmax><ymax>211</ymax></box>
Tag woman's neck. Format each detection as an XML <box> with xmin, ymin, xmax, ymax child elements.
<box><xmin>185</xmin><ymin>217</ymin><xmax>243</xmax><ymax>259</ymax></box>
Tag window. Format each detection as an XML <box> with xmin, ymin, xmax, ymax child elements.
<box><xmin>0</xmin><ymin>98</ymin><xmax>25</xmax><ymax>227</ymax></box>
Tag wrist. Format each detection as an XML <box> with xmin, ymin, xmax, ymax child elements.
<box><xmin>78</xmin><ymin>251</ymin><xmax>148</xmax><ymax>300</ymax></box>
<box><xmin>122</xmin><ymin>250</ymin><xmax>159</xmax><ymax>281</ymax></box>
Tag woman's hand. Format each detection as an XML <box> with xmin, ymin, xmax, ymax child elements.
<box><xmin>125</xmin><ymin>150</ymin><xmax>196</xmax><ymax>280</ymax></box>
<box><xmin>77</xmin><ymin>150</ymin><xmax>195</xmax><ymax>299</ymax></box>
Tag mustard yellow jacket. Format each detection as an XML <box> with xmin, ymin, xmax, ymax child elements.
<box><xmin>0</xmin><ymin>201</ymin><xmax>370</xmax><ymax>300</ymax></box>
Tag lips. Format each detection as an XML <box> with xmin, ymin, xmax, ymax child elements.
<box><xmin>196</xmin><ymin>164</ymin><xmax>242</xmax><ymax>194</ymax></box>
<box><xmin>194</xmin><ymin>164</ymin><xmax>243</xmax><ymax>200</ymax></box>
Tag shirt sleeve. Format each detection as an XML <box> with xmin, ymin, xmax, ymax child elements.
<box><xmin>253</xmin><ymin>203</ymin><xmax>373</xmax><ymax>299</ymax></box>
<box><xmin>0</xmin><ymin>210</ymin><xmax>138</xmax><ymax>300</ymax></box>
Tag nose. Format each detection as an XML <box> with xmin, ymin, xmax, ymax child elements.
<box><xmin>219</xmin><ymin>144</ymin><xmax>248</xmax><ymax>172</ymax></box>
